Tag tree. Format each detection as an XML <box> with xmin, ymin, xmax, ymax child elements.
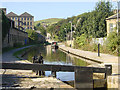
<box><xmin>47</xmin><ymin>1</ymin><xmax>113</xmax><ymax>41</ymax></box>
<box><xmin>35</xmin><ymin>25</ymin><xmax>46</xmax><ymax>36</ymax></box>
<box><xmin>1</xmin><ymin>10</ymin><xmax>11</xmax><ymax>42</ymax></box>
<box><xmin>26</xmin><ymin>29</ymin><xmax>38</xmax><ymax>43</ymax></box>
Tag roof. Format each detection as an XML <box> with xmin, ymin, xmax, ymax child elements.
<box><xmin>20</xmin><ymin>12</ymin><xmax>33</xmax><ymax>17</ymax></box>
<box><xmin>106</xmin><ymin>13</ymin><xmax>120</xmax><ymax>20</ymax></box>
<box><xmin>6</xmin><ymin>12</ymin><xmax>18</xmax><ymax>17</ymax></box>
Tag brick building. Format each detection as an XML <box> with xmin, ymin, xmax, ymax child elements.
<box><xmin>6</xmin><ymin>12</ymin><xmax>34</xmax><ymax>30</ymax></box>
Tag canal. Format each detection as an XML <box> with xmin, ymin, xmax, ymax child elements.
<box><xmin>23</xmin><ymin>45</ymin><xmax>89</xmax><ymax>81</ymax></box>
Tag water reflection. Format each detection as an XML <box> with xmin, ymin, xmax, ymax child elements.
<box><xmin>23</xmin><ymin>45</ymin><xmax>88</xmax><ymax>81</ymax></box>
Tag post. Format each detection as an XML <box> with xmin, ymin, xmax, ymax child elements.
<box><xmin>117</xmin><ymin>1</ymin><xmax>119</xmax><ymax>34</ymax></box>
<box><xmin>74</xmin><ymin>67</ymin><xmax>93</xmax><ymax>89</ymax></box>
<box><xmin>105</xmin><ymin>65</ymin><xmax>112</xmax><ymax>79</ymax></box>
<box><xmin>71</xmin><ymin>22</ymin><xmax>72</xmax><ymax>47</ymax></box>
<box><xmin>98</xmin><ymin>43</ymin><xmax>100</xmax><ymax>57</ymax></box>
<box><xmin>51</xmin><ymin>71</ymin><xmax>56</xmax><ymax>77</ymax></box>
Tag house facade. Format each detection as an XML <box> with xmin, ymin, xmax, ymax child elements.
<box><xmin>106</xmin><ymin>13</ymin><xmax>120</xmax><ymax>36</ymax></box>
<box><xmin>6</xmin><ymin>12</ymin><xmax>34</xmax><ymax>30</ymax></box>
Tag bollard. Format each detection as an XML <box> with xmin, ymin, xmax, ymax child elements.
<box><xmin>105</xmin><ymin>65</ymin><xmax>112</xmax><ymax>79</ymax></box>
<box><xmin>98</xmin><ymin>43</ymin><xmax>100</xmax><ymax>57</ymax></box>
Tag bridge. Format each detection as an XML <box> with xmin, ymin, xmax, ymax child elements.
<box><xmin>1</xmin><ymin>62</ymin><xmax>112</xmax><ymax>89</ymax></box>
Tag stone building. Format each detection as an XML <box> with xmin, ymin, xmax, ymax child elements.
<box><xmin>2</xmin><ymin>18</ymin><xmax>29</xmax><ymax>48</ymax></box>
<box><xmin>6</xmin><ymin>12</ymin><xmax>34</xmax><ymax>30</ymax></box>
<box><xmin>106</xmin><ymin>13</ymin><xmax>120</xmax><ymax>36</ymax></box>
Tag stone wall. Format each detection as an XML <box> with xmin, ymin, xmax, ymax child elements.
<box><xmin>3</xmin><ymin>27</ymin><xmax>29</xmax><ymax>48</ymax></box>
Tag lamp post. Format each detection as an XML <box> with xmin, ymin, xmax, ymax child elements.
<box><xmin>64</xmin><ymin>28</ymin><xmax>67</xmax><ymax>41</ymax></box>
<box><xmin>69</xmin><ymin>21</ymin><xmax>72</xmax><ymax>47</ymax></box>
<box><xmin>112</xmin><ymin>0</ymin><xmax>119</xmax><ymax>34</ymax></box>
<box><xmin>117</xmin><ymin>1</ymin><xmax>119</xmax><ymax>34</ymax></box>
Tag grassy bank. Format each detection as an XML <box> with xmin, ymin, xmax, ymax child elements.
<box><xmin>2</xmin><ymin>43</ymin><xmax>41</xmax><ymax>53</ymax></box>
<box><xmin>13</xmin><ymin>47</ymin><xmax>30</xmax><ymax>59</ymax></box>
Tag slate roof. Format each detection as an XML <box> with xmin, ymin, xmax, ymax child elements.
<box><xmin>20</xmin><ymin>12</ymin><xmax>33</xmax><ymax>17</ymax></box>
<box><xmin>106</xmin><ymin>13</ymin><xmax>120</xmax><ymax>20</ymax></box>
<box><xmin>6</xmin><ymin>12</ymin><xmax>18</xmax><ymax>17</ymax></box>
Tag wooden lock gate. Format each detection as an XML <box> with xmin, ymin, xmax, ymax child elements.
<box><xmin>1</xmin><ymin>63</ymin><xmax>112</xmax><ymax>89</ymax></box>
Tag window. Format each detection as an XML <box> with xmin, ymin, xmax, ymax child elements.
<box><xmin>27</xmin><ymin>27</ymin><xmax>29</xmax><ymax>29</ymax></box>
<box><xmin>30</xmin><ymin>18</ymin><xmax>32</xmax><ymax>20</ymax></box>
<box><xmin>24</xmin><ymin>22</ymin><xmax>26</xmax><ymax>25</ymax></box>
<box><xmin>109</xmin><ymin>23</ymin><xmax>113</xmax><ymax>32</ymax></box>
<box><xmin>24</xmin><ymin>17</ymin><xmax>26</xmax><ymax>20</ymax></box>
<box><xmin>21</xmin><ymin>18</ymin><xmax>23</xmax><ymax>20</ymax></box>
<box><xmin>30</xmin><ymin>22</ymin><xmax>32</xmax><ymax>25</ymax></box>
<box><xmin>27</xmin><ymin>22</ymin><xmax>29</xmax><ymax>25</ymax></box>
<box><xmin>27</xmin><ymin>18</ymin><xmax>29</xmax><ymax>20</ymax></box>
<box><xmin>15</xmin><ymin>17</ymin><xmax>17</xmax><ymax>20</ymax></box>
<box><xmin>12</xmin><ymin>17</ymin><xmax>14</xmax><ymax>20</ymax></box>
<box><xmin>30</xmin><ymin>27</ymin><xmax>32</xmax><ymax>29</ymax></box>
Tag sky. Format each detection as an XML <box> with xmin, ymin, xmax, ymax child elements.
<box><xmin>1</xmin><ymin>1</ymin><xmax>118</xmax><ymax>21</ymax></box>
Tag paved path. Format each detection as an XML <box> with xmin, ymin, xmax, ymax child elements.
<box><xmin>2</xmin><ymin>45</ymin><xmax>33</xmax><ymax>63</ymax></box>
<box><xmin>59</xmin><ymin>45</ymin><xmax>119</xmax><ymax>74</ymax></box>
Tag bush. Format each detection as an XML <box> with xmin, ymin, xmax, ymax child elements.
<box><xmin>76</xmin><ymin>34</ymin><xmax>87</xmax><ymax>48</ymax></box>
<box><xmin>106</xmin><ymin>31</ymin><xmax>119</xmax><ymax>53</ymax></box>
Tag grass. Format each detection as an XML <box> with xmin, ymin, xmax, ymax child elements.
<box><xmin>13</xmin><ymin>47</ymin><xmax>30</xmax><ymax>59</ymax></box>
<box><xmin>74</xmin><ymin>41</ymin><xmax>119</xmax><ymax>56</ymax></box>
<box><xmin>34</xmin><ymin>18</ymin><xmax>63</xmax><ymax>26</ymax></box>
<box><xmin>2</xmin><ymin>43</ymin><xmax>37</xmax><ymax>53</ymax></box>
<box><xmin>12</xmin><ymin>43</ymin><xmax>45</xmax><ymax>59</ymax></box>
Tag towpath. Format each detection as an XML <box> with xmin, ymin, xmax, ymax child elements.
<box><xmin>59</xmin><ymin>45</ymin><xmax>119</xmax><ymax>74</ymax></box>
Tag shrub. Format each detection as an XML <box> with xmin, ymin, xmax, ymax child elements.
<box><xmin>76</xmin><ymin>34</ymin><xmax>87</xmax><ymax>48</ymax></box>
<box><xmin>106</xmin><ymin>31</ymin><xmax>119</xmax><ymax>53</ymax></box>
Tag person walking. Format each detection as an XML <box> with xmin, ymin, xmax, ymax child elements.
<box><xmin>32</xmin><ymin>55</ymin><xmax>38</xmax><ymax>72</ymax></box>
<box><xmin>37</xmin><ymin>53</ymin><xmax>44</xmax><ymax>76</ymax></box>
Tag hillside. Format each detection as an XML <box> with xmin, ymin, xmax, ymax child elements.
<box><xmin>34</xmin><ymin>18</ymin><xmax>63</xmax><ymax>26</ymax></box>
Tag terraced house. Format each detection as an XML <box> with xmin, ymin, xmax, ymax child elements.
<box><xmin>6</xmin><ymin>12</ymin><xmax>34</xmax><ymax>30</ymax></box>
<box><xmin>106</xmin><ymin>10</ymin><xmax>120</xmax><ymax>36</ymax></box>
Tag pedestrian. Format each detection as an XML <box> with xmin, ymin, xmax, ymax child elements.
<box><xmin>32</xmin><ymin>55</ymin><xmax>38</xmax><ymax>72</ymax></box>
<box><xmin>32</xmin><ymin>55</ymin><xmax>37</xmax><ymax>63</ymax></box>
<box><xmin>38</xmin><ymin>53</ymin><xmax>43</xmax><ymax>64</ymax></box>
<box><xmin>37</xmin><ymin>53</ymin><xmax>44</xmax><ymax>76</ymax></box>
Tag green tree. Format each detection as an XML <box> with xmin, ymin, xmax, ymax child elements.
<box><xmin>1</xmin><ymin>10</ymin><xmax>11</xmax><ymax>42</ymax></box>
<box><xmin>35</xmin><ymin>25</ymin><xmax>46</xmax><ymax>36</ymax></box>
<box><xmin>106</xmin><ymin>31</ymin><xmax>119</xmax><ymax>53</ymax></box>
<box><xmin>26</xmin><ymin>29</ymin><xmax>38</xmax><ymax>43</ymax></box>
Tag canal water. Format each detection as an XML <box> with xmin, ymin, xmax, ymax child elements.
<box><xmin>23</xmin><ymin>45</ymin><xmax>88</xmax><ymax>81</ymax></box>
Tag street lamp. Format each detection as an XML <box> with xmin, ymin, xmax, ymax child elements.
<box><xmin>69</xmin><ymin>21</ymin><xmax>72</xmax><ymax>47</ymax></box>
<box><xmin>117</xmin><ymin>1</ymin><xmax>119</xmax><ymax>34</ymax></box>
<box><xmin>112</xmin><ymin>0</ymin><xmax>120</xmax><ymax>34</ymax></box>
<box><xmin>64</xmin><ymin>28</ymin><xmax>67</xmax><ymax>41</ymax></box>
